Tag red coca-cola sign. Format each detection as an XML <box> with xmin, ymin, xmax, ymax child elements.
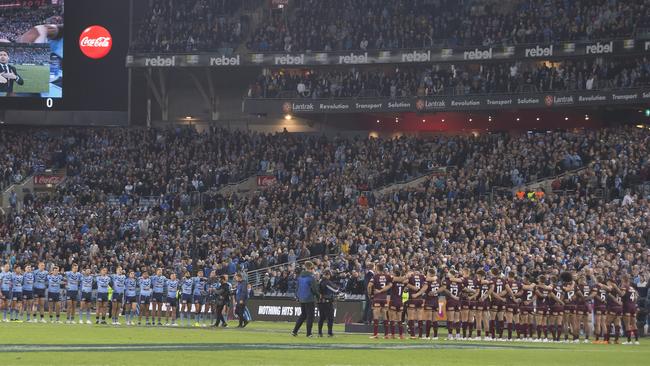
<box><xmin>257</xmin><ymin>175</ymin><xmax>277</xmax><ymax>187</ymax></box>
<box><xmin>79</xmin><ymin>25</ymin><xmax>112</xmax><ymax>59</ymax></box>
<box><xmin>34</xmin><ymin>175</ymin><xmax>64</xmax><ymax>185</ymax></box>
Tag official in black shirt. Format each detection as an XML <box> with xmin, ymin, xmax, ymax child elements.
<box><xmin>212</xmin><ymin>275</ymin><xmax>231</xmax><ymax>327</ymax></box>
<box><xmin>318</xmin><ymin>270</ymin><xmax>339</xmax><ymax>337</ymax></box>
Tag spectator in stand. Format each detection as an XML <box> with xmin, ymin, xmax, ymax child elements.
<box><xmin>250</xmin><ymin>57</ymin><xmax>650</xmax><ymax>99</ymax></box>
<box><xmin>247</xmin><ymin>0</ymin><xmax>648</xmax><ymax>52</ymax></box>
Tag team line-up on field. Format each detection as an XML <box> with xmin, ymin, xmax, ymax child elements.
<box><xmin>366</xmin><ymin>264</ymin><xmax>641</xmax><ymax>345</ymax></box>
<box><xmin>0</xmin><ymin>263</ymin><xmax>243</xmax><ymax>328</ymax></box>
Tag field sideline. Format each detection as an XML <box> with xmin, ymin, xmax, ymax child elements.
<box><xmin>0</xmin><ymin>321</ymin><xmax>647</xmax><ymax>366</ymax></box>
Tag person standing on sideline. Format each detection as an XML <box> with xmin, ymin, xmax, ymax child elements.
<box><xmin>318</xmin><ymin>270</ymin><xmax>340</xmax><ymax>337</ymax></box>
<box><xmin>362</xmin><ymin>263</ymin><xmax>375</xmax><ymax>324</ymax></box>
<box><xmin>292</xmin><ymin>261</ymin><xmax>319</xmax><ymax>337</ymax></box>
<box><xmin>212</xmin><ymin>275</ymin><xmax>231</xmax><ymax>327</ymax></box>
<box><xmin>234</xmin><ymin>273</ymin><xmax>249</xmax><ymax>328</ymax></box>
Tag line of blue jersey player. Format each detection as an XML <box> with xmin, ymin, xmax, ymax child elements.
<box><xmin>1</xmin><ymin>262</ymin><xmax>231</xmax><ymax>327</ymax></box>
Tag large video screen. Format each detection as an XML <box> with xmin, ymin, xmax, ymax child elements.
<box><xmin>0</xmin><ymin>0</ymin><xmax>128</xmax><ymax>111</ymax></box>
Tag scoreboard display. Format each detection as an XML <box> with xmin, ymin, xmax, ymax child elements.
<box><xmin>0</xmin><ymin>0</ymin><xmax>128</xmax><ymax>111</ymax></box>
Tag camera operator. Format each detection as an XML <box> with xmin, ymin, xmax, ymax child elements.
<box><xmin>318</xmin><ymin>270</ymin><xmax>340</xmax><ymax>337</ymax></box>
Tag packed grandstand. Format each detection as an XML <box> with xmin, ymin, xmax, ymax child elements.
<box><xmin>0</xmin><ymin>0</ymin><xmax>649</xmax><ymax>346</ymax></box>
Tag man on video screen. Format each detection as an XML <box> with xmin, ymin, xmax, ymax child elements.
<box><xmin>0</xmin><ymin>50</ymin><xmax>24</xmax><ymax>94</ymax></box>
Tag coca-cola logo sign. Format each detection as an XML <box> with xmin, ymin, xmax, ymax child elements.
<box><xmin>79</xmin><ymin>25</ymin><xmax>113</xmax><ymax>59</ymax></box>
<box><xmin>33</xmin><ymin>175</ymin><xmax>64</xmax><ymax>185</ymax></box>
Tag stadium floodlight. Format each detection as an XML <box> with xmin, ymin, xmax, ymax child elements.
<box><xmin>645</xmin><ymin>109</ymin><xmax>650</xmax><ymax>117</ymax></box>
<box><xmin>284</xmin><ymin>114</ymin><xmax>292</xmax><ymax>120</ymax></box>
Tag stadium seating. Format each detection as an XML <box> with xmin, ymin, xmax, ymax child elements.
<box><xmin>1</xmin><ymin>126</ymin><xmax>647</xmax><ymax>296</ymax></box>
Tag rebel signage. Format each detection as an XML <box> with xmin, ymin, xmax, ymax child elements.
<box><xmin>586</xmin><ymin>41</ymin><xmax>614</xmax><ymax>54</ymax></box>
<box><xmin>525</xmin><ymin>45</ymin><xmax>553</xmax><ymax>57</ymax></box>
<box><xmin>127</xmin><ymin>39</ymin><xmax>648</xmax><ymax>67</ymax></box>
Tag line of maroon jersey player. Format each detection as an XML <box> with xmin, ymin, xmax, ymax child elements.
<box><xmin>367</xmin><ymin>264</ymin><xmax>640</xmax><ymax>344</ymax></box>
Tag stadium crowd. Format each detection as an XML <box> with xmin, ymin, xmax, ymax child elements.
<box><xmin>0</xmin><ymin>126</ymin><xmax>646</xmax><ymax>281</ymax></box>
<box><xmin>248</xmin><ymin>0</ymin><xmax>649</xmax><ymax>52</ymax></box>
<box><xmin>130</xmin><ymin>0</ymin><xmax>247</xmax><ymax>53</ymax></box>
<box><xmin>250</xmin><ymin>57</ymin><xmax>650</xmax><ymax>99</ymax></box>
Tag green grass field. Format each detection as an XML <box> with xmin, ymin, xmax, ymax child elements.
<box><xmin>0</xmin><ymin>320</ymin><xmax>647</xmax><ymax>366</ymax></box>
<box><xmin>12</xmin><ymin>65</ymin><xmax>50</xmax><ymax>94</ymax></box>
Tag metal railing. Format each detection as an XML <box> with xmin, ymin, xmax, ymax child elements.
<box><xmin>247</xmin><ymin>255</ymin><xmax>321</xmax><ymax>292</ymax></box>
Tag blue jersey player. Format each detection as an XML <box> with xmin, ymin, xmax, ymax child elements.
<box><xmin>192</xmin><ymin>270</ymin><xmax>208</xmax><ymax>327</ymax></box>
<box><xmin>1</xmin><ymin>263</ymin><xmax>12</xmax><ymax>322</ymax></box>
<box><xmin>64</xmin><ymin>264</ymin><xmax>82</xmax><ymax>323</ymax></box>
<box><xmin>22</xmin><ymin>265</ymin><xmax>35</xmax><ymax>322</ymax></box>
<box><xmin>165</xmin><ymin>273</ymin><xmax>179</xmax><ymax>326</ymax></box>
<box><xmin>180</xmin><ymin>271</ymin><xmax>194</xmax><ymax>326</ymax></box>
<box><xmin>138</xmin><ymin>271</ymin><xmax>153</xmax><ymax>326</ymax></box>
<box><xmin>33</xmin><ymin>262</ymin><xmax>48</xmax><ymax>322</ymax></box>
<box><xmin>111</xmin><ymin>267</ymin><xmax>126</xmax><ymax>325</ymax></box>
<box><xmin>151</xmin><ymin>268</ymin><xmax>167</xmax><ymax>325</ymax></box>
<box><xmin>10</xmin><ymin>266</ymin><xmax>24</xmax><ymax>321</ymax></box>
<box><xmin>95</xmin><ymin>268</ymin><xmax>111</xmax><ymax>324</ymax></box>
<box><xmin>47</xmin><ymin>266</ymin><xmax>63</xmax><ymax>323</ymax></box>
<box><xmin>124</xmin><ymin>271</ymin><xmax>138</xmax><ymax>325</ymax></box>
<box><xmin>79</xmin><ymin>268</ymin><xmax>95</xmax><ymax>324</ymax></box>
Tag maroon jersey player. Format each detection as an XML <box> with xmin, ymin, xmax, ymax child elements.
<box><xmin>593</xmin><ymin>276</ymin><xmax>610</xmax><ymax>343</ymax></box>
<box><xmin>504</xmin><ymin>272</ymin><xmax>520</xmax><ymax>340</ymax></box>
<box><xmin>424</xmin><ymin>268</ymin><xmax>440</xmax><ymax>340</ymax></box>
<box><xmin>368</xmin><ymin>264</ymin><xmax>392</xmax><ymax>339</ymax></box>
<box><xmin>441</xmin><ymin>270</ymin><xmax>462</xmax><ymax>340</ymax></box>
<box><xmin>387</xmin><ymin>268</ymin><xmax>408</xmax><ymax>339</ymax></box>
<box><xmin>620</xmin><ymin>275</ymin><xmax>639</xmax><ymax>344</ymax></box>
<box><xmin>406</xmin><ymin>270</ymin><xmax>428</xmax><ymax>339</ymax></box>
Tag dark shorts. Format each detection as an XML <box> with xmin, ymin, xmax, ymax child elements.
<box><xmin>12</xmin><ymin>291</ymin><xmax>23</xmax><ymax>301</ymax></box>
<box><xmin>469</xmin><ymin>301</ymin><xmax>479</xmax><ymax>310</ymax></box>
<box><xmin>193</xmin><ymin>295</ymin><xmax>206</xmax><ymax>305</ymax></box>
<box><xmin>34</xmin><ymin>288</ymin><xmax>46</xmax><ymax>298</ymax></box>
<box><xmin>424</xmin><ymin>299</ymin><xmax>438</xmax><ymax>311</ymax></box>
<box><xmin>166</xmin><ymin>296</ymin><xmax>177</xmax><ymax>307</ymax></box>
<box><xmin>608</xmin><ymin>306</ymin><xmax>623</xmax><ymax>316</ymax></box>
<box><xmin>181</xmin><ymin>293</ymin><xmax>192</xmax><ymax>304</ymax></box>
<box><xmin>564</xmin><ymin>304</ymin><xmax>577</xmax><ymax>314</ymax></box>
<box><xmin>476</xmin><ymin>300</ymin><xmax>490</xmax><ymax>310</ymax></box>
<box><xmin>520</xmin><ymin>304</ymin><xmax>534</xmax><ymax>314</ymax></box>
<box><xmin>408</xmin><ymin>299</ymin><xmax>424</xmax><ymax>309</ymax></box>
<box><xmin>22</xmin><ymin>290</ymin><xmax>33</xmax><ymax>300</ymax></box>
<box><xmin>66</xmin><ymin>290</ymin><xmax>78</xmax><ymax>301</ymax></box>
<box><xmin>446</xmin><ymin>299</ymin><xmax>460</xmax><ymax>311</ymax></box>
<box><xmin>506</xmin><ymin>301</ymin><xmax>519</xmax><ymax>313</ymax></box>
<box><xmin>112</xmin><ymin>293</ymin><xmax>124</xmax><ymax>303</ymax></box>
<box><xmin>577</xmin><ymin>304</ymin><xmax>590</xmax><ymax>314</ymax></box>
<box><xmin>152</xmin><ymin>293</ymin><xmax>164</xmax><ymax>303</ymax></box>
<box><xmin>550</xmin><ymin>304</ymin><xmax>564</xmax><ymax>314</ymax></box>
<box><xmin>96</xmin><ymin>292</ymin><xmax>109</xmax><ymax>302</ymax></box>
<box><xmin>372</xmin><ymin>300</ymin><xmax>387</xmax><ymax>308</ymax></box>
<box><xmin>490</xmin><ymin>300</ymin><xmax>505</xmax><ymax>311</ymax></box>
<box><xmin>536</xmin><ymin>305</ymin><xmax>549</xmax><ymax>315</ymax></box>
<box><xmin>48</xmin><ymin>292</ymin><xmax>60</xmax><ymax>302</ymax></box>
<box><xmin>125</xmin><ymin>295</ymin><xmax>137</xmax><ymax>304</ymax></box>
<box><xmin>623</xmin><ymin>304</ymin><xmax>637</xmax><ymax>316</ymax></box>
<box><xmin>460</xmin><ymin>299</ymin><xmax>471</xmax><ymax>309</ymax></box>
<box><xmin>594</xmin><ymin>305</ymin><xmax>608</xmax><ymax>314</ymax></box>
<box><xmin>1</xmin><ymin>290</ymin><xmax>11</xmax><ymax>300</ymax></box>
<box><xmin>81</xmin><ymin>291</ymin><xmax>93</xmax><ymax>302</ymax></box>
<box><xmin>139</xmin><ymin>295</ymin><xmax>151</xmax><ymax>305</ymax></box>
